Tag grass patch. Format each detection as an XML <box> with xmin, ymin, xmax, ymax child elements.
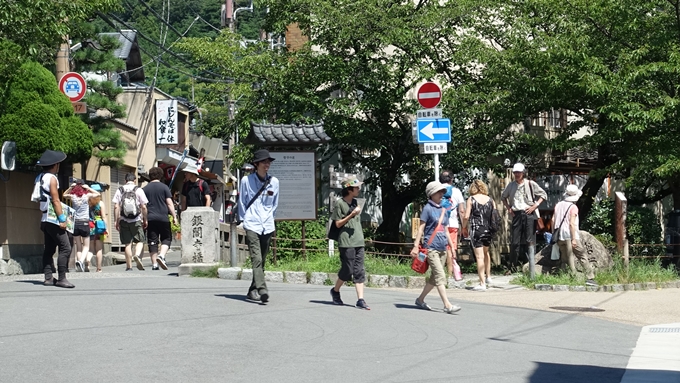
<box><xmin>190</xmin><ymin>264</ymin><xmax>223</xmax><ymax>278</ymax></box>
<box><xmin>511</xmin><ymin>256</ymin><xmax>678</xmax><ymax>288</ymax></box>
<box><xmin>265</xmin><ymin>251</ymin><xmax>422</xmax><ymax>276</ymax></box>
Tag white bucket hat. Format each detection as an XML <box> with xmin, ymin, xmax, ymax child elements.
<box><xmin>564</xmin><ymin>184</ymin><xmax>583</xmax><ymax>202</ymax></box>
<box><xmin>426</xmin><ymin>181</ymin><xmax>447</xmax><ymax>198</ymax></box>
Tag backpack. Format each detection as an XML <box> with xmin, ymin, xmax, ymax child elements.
<box><xmin>183</xmin><ymin>179</ymin><xmax>209</xmax><ymax>206</ymax></box>
<box><xmin>119</xmin><ymin>186</ymin><xmax>141</xmax><ymax>219</ymax></box>
<box><xmin>489</xmin><ymin>207</ymin><xmax>501</xmax><ymax>236</ymax></box>
<box><xmin>440</xmin><ymin>185</ymin><xmax>454</xmax><ymax>220</ymax></box>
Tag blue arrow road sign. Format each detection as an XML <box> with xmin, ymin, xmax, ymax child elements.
<box><xmin>417</xmin><ymin>118</ymin><xmax>451</xmax><ymax>143</ymax></box>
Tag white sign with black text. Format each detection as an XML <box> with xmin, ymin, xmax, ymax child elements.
<box><xmin>419</xmin><ymin>143</ymin><xmax>448</xmax><ymax>154</ymax></box>
<box><xmin>269</xmin><ymin>152</ymin><xmax>317</xmax><ymax>220</ymax></box>
<box><xmin>155</xmin><ymin>99</ymin><xmax>178</xmax><ymax>145</ymax></box>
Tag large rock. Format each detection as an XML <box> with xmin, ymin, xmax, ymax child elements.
<box><xmin>523</xmin><ymin>231</ymin><xmax>613</xmax><ymax>276</ymax></box>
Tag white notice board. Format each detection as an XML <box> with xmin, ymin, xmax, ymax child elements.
<box><xmin>269</xmin><ymin>151</ymin><xmax>317</xmax><ymax>220</ymax></box>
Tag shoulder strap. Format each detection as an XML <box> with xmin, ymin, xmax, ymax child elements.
<box><xmin>426</xmin><ymin>208</ymin><xmax>446</xmax><ymax>246</ymax></box>
<box><xmin>554</xmin><ymin>203</ymin><xmax>574</xmax><ymax>233</ymax></box>
<box><xmin>245</xmin><ymin>176</ymin><xmax>270</xmax><ymax>211</ymax></box>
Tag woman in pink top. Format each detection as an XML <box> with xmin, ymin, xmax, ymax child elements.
<box><xmin>551</xmin><ymin>185</ymin><xmax>597</xmax><ymax>286</ymax></box>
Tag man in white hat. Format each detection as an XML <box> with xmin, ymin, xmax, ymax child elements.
<box><xmin>181</xmin><ymin>168</ymin><xmax>211</xmax><ymax>211</ymax></box>
<box><xmin>501</xmin><ymin>163</ymin><xmax>547</xmax><ymax>273</ymax></box>
<box><xmin>552</xmin><ymin>184</ymin><xmax>597</xmax><ymax>286</ymax></box>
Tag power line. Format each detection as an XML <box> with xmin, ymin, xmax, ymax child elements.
<box><xmin>98</xmin><ymin>13</ymin><xmax>233</xmax><ymax>84</ymax></box>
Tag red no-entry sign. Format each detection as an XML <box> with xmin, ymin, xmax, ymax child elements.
<box><xmin>417</xmin><ymin>82</ymin><xmax>441</xmax><ymax>109</ymax></box>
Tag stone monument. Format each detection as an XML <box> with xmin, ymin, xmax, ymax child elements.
<box><xmin>523</xmin><ymin>230</ymin><xmax>613</xmax><ymax>276</ymax></box>
<box><xmin>178</xmin><ymin>207</ymin><xmax>220</xmax><ymax>276</ymax></box>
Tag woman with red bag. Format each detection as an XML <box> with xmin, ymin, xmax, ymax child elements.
<box><xmin>410</xmin><ymin>181</ymin><xmax>462</xmax><ymax>314</ymax></box>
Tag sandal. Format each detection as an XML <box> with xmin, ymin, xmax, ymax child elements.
<box><xmin>96</xmin><ymin>269</ymin><xmax>102</xmax><ymax>273</ymax></box>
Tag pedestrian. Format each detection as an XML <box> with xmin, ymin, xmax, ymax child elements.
<box><xmin>238</xmin><ymin>149</ymin><xmax>279</xmax><ymax>304</ymax></box>
<box><xmin>462</xmin><ymin>180</ymin><xmax>496</xmax><ymax>291</ymax></box>
<box><xmin>501</xmin><ymin>163</ymin><xmax>547</xmax><ymax>273</ymax></box>
<box><xmin>181</xmin><ymin>168</ymin><xmax>212</xmax><ymax>210</ymax></box>
<box><xmin>439</xmin><ymin>171</ymin><xmax>465</xmax><ymax>275</ymax></box>
<box><xmin>63</xmin><ymin>179</ymin><xmax>100</xmax><ymax>272</ymax></box>
<box><xmin>35</xmin><ymin>150</ymin><xmax>74</xmax><ymax>288</ymax></box>
<box><xmin>329</xmin><ymin>176</ymin><xmax>370</xmax><ymax>310</ymax></box>
<box><xmin>143</xmin><ymin>167</ymin><xmax>178</xmax><ymax>270</ymax></box>
<box><xmin>410</xmin><ymin>181</ymin><xmax>462</xmax><ymax>314</ymax></box>
<box><xmin>112</xmin><ymin>173</ymin><xmax>148</xmax><ymax>271</ymax></box>
<box><xmin>88</xmin><ymin>184</ymin><xmax>107</xmax><ymax>272</ymax></box>
<box><xmin>552</xmin><ymin>185</ymin><xmax>598</xmax><ymax>286</ymax></box>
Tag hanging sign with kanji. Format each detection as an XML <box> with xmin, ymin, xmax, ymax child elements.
<box><xmin>155</xmin><ymin>99</ymin><xmax>178</xmax><ymax>144</ymax></box>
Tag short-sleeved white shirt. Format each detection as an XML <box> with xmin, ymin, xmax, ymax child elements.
<box><xmin>554</xmin><ymin>201</ymin><xmax>579</xmax><ymax>241</ymax></box>
<box><xmin>447</xmin><ymin>187</ymin><xmax>466</xmax><ymax>228</ymax></box>
<box><xmin>112</xmin><ymin>182</ymin><xmax>148</xmax><ymax>223</ymax></box>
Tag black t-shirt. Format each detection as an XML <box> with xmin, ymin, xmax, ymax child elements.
<box><xmin>143</xmin><ymin>181</ymin><xmax>172</xmax><ymax>222</ymax></box>
<box><xmin>182</xmin><ymin>179</ymin><xmax>210</xmax><ymax>207</ymax></box>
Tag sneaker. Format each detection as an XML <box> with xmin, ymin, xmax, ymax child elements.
<box><xmin>444</xmin><ymin>305</ymin><xmax>462</xmax><ymax>314</ymax></box>
<box><xmin>356</xmin><ymin>299</ymin><xmax>371</xmax><ymax>310</ymax></box>
<box><xmin>260</xmin><ymin>292</ymin><xmax>269</xmax><ymax>304</ymax></box>
<box><xmin>415</xmin><ymin>299</ymin><xmax>432</xmax><ymax>311</ymax></box>
<box><xmin>485</xmin><ymin>277</ymin><xmax>493</xmax><ymax>285</ymax></box>
<box><xmin>472</xmin><ymin>284</ymin><xmax>487</xmax><ymax>291</ymax></box>
<box><xmin>586</xmin><ymin>279</ymin><xmax>599</xmax><ymax>287</ymax></box>
<box><xmin>151</xmin><ymin>265</ymin><xmax>159</xmax><ymax>271</ymax></box>
<box><xmin>75</xmin><ymin>261</ymin><xmax>84</xmax><ymax>272</ymax></box>
<box><xmin>330</xmin><ymin>288</ymin><xmax>343</xmax><ymax>305</ymax></box>
<box><xmin>133</xmin><ymin>255</ymin><xmax>144</xmax><ymax>270</ymax></box>
<box><xmin>246</xmin><ymin>291</ymin><xmax>261</xmax><ymax>302</ymax></box>
<box><xmin>125</xmin><ymin>267</ymin><xmax>133</xmax><ymax>271</ymax></box>
<box><xmin>157</xmin><ymin>256</ymin><xmax>168</xmax><ymax>270</ymax></box>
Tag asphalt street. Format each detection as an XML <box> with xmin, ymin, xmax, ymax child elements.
<box><xmin>1</xmin><ymin>269</ymin><xmax>644</xmax><ymax>383</ymax></box>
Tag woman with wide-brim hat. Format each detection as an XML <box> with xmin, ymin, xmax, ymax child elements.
<box><xmin>36</xmin><ymin>150</ymin><xmax>75</xmax><ymax>288</ymax></box>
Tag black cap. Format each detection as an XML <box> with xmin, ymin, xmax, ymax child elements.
<box><xmin>252</xmin><ymin>149</ymin><xmax>275</xmax><ymax>164</ymax></box>
<box><xmin>36</xmin><ymin>150</ymin><xmax>67</xmax><ymax>166</ymax></box>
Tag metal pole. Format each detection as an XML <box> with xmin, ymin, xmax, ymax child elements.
<box><xmin>434</xmin><ymin>153</ymin><xmax>440</xmax><ymax>181</ymax></box>
<box><xmin>301</xmin><ymin>221</ymin><xmax>307</xmax><ymax>262</ymax></box>
<box><xmin>229</xmin><ymin>100</ymin><xmax>238</xmax><ymax>267</ymax></box>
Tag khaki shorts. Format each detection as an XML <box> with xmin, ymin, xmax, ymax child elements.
<box><xmin>427</xmin><ymin>249</ymin><xmax>448</xmax><ymax>286</ymax></box>
<box><xmin>119</xmin><ymin>220</ymin><xmax>145</xmax><ymax>245</ymax></box>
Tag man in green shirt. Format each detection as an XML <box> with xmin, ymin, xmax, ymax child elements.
<box><xmin>330</xmin><ymin>176</ymin><xmax>369</xmax><ymax>310</ymax></box>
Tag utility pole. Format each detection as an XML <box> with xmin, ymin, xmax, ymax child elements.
<box><xmin>229</xmin><ymin>101</ymin><xmax>239</xmax><ymax>267</ymax></box>
<box><xmin>56</xmin><ymin>38</ymin><xmax>70</xmax><ymax>82</ymax></box>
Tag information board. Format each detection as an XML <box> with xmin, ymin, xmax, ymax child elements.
<box><xmin>269</xmin><ymin>151</ymin><xmax>317</xmax><ymax>220</ymax></box>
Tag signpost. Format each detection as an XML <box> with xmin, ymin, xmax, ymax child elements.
<box><xmin>417</xmin><ymin>82</ymin><xmax>442</xmax><ymax>109</ymax></box>
<box><xmin>415</xmin><ymin>82</ymin><xmax>448</xmax><ymax>180</ymax></box>
<box><xmin>58</xmin><ymin>72</ymin><xmax>87</xmax><ymax>102</ymax></box>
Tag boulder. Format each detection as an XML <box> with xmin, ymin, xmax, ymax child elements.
<box><xmin>523</xmin><ymin>231</ymin><xmax>613</xmax><ymax>276</ymax></box>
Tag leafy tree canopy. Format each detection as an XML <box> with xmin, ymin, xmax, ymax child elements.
<box><xmin>0</xmin><ymin>62</ymin><xmax>93</xmax><ymax>166</ymax></box>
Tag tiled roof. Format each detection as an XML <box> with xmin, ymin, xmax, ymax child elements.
<box><xmin>244</xmin><ymin>122</ymin><xmax>331</xmax><ymax>146</ymax></box>
<box><xmin>100</xmin><ymin>30</ymin><xmax>137</xmax><ymax>59</ymax></box>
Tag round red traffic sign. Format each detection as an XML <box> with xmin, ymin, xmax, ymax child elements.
<box><xmin>58</xmin><ymin>72</ymin><xmax>87</xmax><ymax>102</ymax></box>
<box><xmin>417</xmin><ymin>82</ymin><xmax>442</xmax><ymax>109</ymax></box>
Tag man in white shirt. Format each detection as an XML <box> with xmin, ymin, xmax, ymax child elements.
<box><xmin>112</xmin><ymin>173</ymin><xmax>149</xmax><ymax>271</ymax></box>
<box><xmin>440</xmin><ymin>171</ymin><xmax>465</xmax><ymax>276</ymax></box>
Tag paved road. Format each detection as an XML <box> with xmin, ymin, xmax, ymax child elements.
<box><xmin>1</xmin><ymin>270</ymin><xmax>643</xmax><ymax>383</ymax></box>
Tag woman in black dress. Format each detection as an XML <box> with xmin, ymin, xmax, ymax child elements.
<box><xmin>462</xmin><ymin>180</ymin><xmax>496</xmax><ymax>291</ymax></box>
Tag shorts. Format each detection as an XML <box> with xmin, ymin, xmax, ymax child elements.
<box><xmin>471</xmin><ymin>229</ymin><xmax>492</xmax><ymax>249</ymax></box>
<box><xmin>426</xmin><ymin>249</ymin><xmax>447</xmax><ymax>286</ymax></box>
<box><xmin>445</xmin><ymin>227</ymin><xmax>459</xmax><ymax>252</ymax></box>
<box><xmin>338</xmin><ymin>247</ymin><xmax>366</xmax><ymax>283</ymax></box>
<box><xmin>119</xmin><ymin>220</ymin><xmax>145</xmax><ymax>245</ymax></box>
<box><xmin>73</xmin><ymin>220</ymin><xmax>90</xmax><ymax>238</ymax></box>
<box><xmin>147</xmin><ymin>221</ymin><xmax>172</xmax><ymax>253</ymax></box>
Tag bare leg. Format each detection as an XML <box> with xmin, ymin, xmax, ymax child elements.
<box><xmin>417</xmin><ymin>283</ymin><xmax>435</xmax><ymax>302</ymax></box>
<box><xmin>150</xmin><ymin>251</ymin><xmax>158</xmax><ymax>266</ymax></box>
<box><xmin>94</xmin><ymin>238</ymin><xmax>103</xmax><ymax>271</ymax></box>
<box><xmin>435</xmin><ymin>284</ymin><xmax>453</xmax><ymax>308</ymax></box>
<box><xmin>473</xmin><ymin>246</ymin><xmax>486</xmax><ymax>287</ymax></box>
<box><xmin>75</xmin><ymin>237</ymin><xmax>84</xmax><ymax>263</ymax></box>
<box><xmin>484</xmin><ymin>246</ymin><xmax>491</xmax><ymax>280</ymax></box>
<box><xmin>333</xmin><ymin>278</ymin><xmax>344</xmax><ymax>292</ymax></box>
<box><xmin>79</xmin><ymin>236</ymin><xmax>90</xmax><ymax>264</ymax></box>
<box><xmin>445</xmin><ymin>248</ymin><xmax>453</xmax><ymax>275</ymax></box>
<box><xmin>354</xmin><ymin>282</ymin><xmax>364</xmax><ymax>300</ymax></box>
<box><xmin>159</xmin><ymin>244</ymin><xmax>170</xmax><ymax>258</ymax></box>
<box><xmin>124</xmin><ymin>243</ymin><xmax>133</xmax><ymax>269</ymax></box>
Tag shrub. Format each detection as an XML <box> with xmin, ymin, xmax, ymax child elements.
<box><xmin>582</xmin><ymin>198</ymin><xmax>662</xmax><ymax>246</ymax></box>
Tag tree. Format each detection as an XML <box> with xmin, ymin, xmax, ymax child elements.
<box><xmin>0</xmin><ymin>62</ymin><xmax>93</xmax><ymax>166</ymax></box>
<box><xmin>71</xmin><ymin>27</ymin><xmax>129</xmax><ymax>167</ymax></box>
<box><xmin>439</xmin><ymin>0</ymin><xmax>680</xmax><ymax>218</ymax></box>
<box><xmin>177</xmin><ymin>0</ymin><xmax>510</xmax><ymax>244</ymax></box>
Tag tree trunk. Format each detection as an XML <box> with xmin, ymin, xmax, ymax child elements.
<box><xmin>577</xmin><ymin>144</ymin><xmax>613</xmax><ymax>221</ymax></box>
<box><xmin>375</xmin><ymin>183</ymin><xmax>416</xmax><ymax>255</ymax></box>
<box><xmin>671</xmin><ymin>178</ymin><xmax>680</xmax><ymax>210</ymax></box>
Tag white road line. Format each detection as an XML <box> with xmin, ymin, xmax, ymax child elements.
<box><xmin>620</xmin><ymin>323</ymin><xmax>680</xmax><ymax>383</ymax></box>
